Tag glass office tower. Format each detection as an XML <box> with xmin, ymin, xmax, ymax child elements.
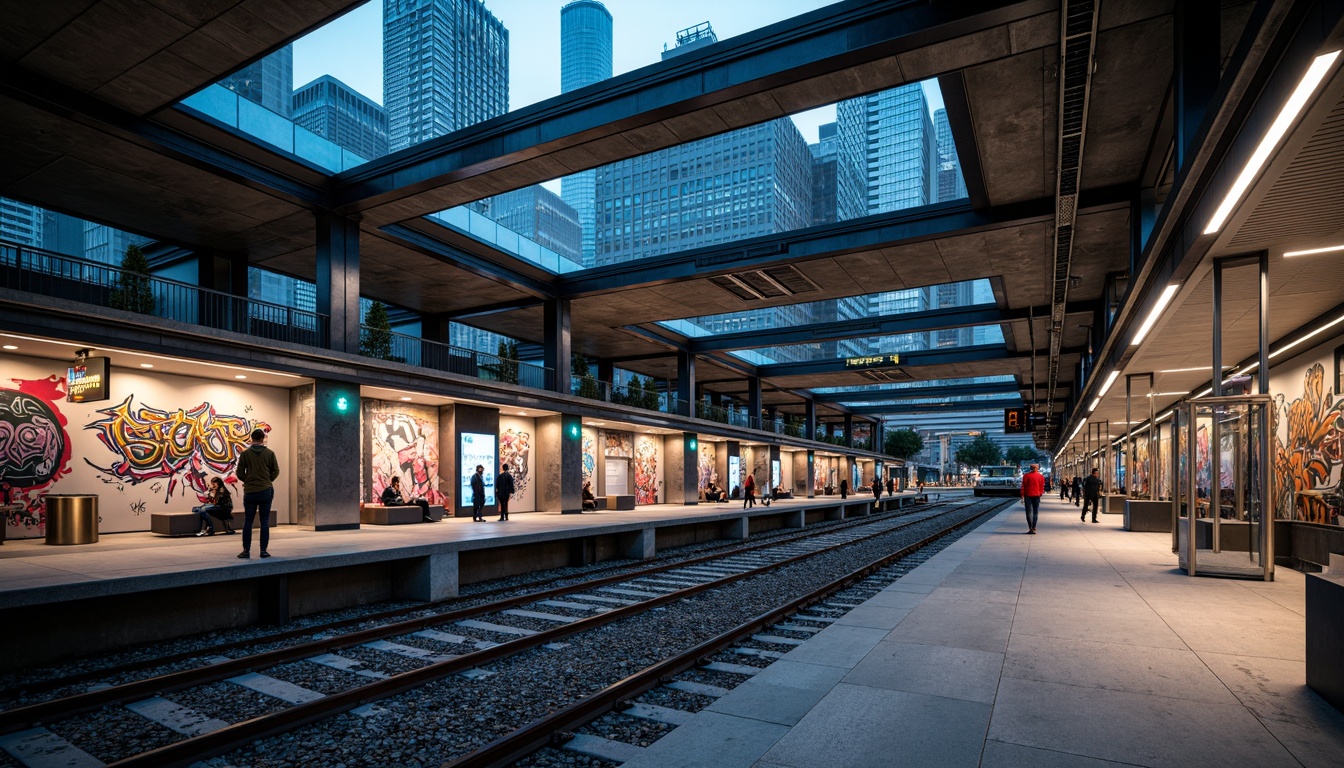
<box><xmin>384</xmin><ymin>0</ymin><xmax>509</xmax><ymax>152</ymax></box>
<box><xmin>218</xmin><ymin>46</ymin><xmax>293</xmax><ymax>117</ymax></box>
<box><xmin>292</xmin><ymin>75</ymin><xmax>389</xmax><ymax>161</ymax></box>
<box><xmin>934</xmin><ymin>108</ymin><xmax>969</xmax><ymax>202</ymax></box>
<box><xmin>560</xmin><ymin>0</ymin><xmax>613</xmax><ymax>267</ymax></box>
<box><xmin>864</xmin><ymin>83</ymin><xmax>937</xmax><ymax>213</ymax></box>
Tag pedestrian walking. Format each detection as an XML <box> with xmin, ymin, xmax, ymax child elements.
<box><xmin>743</xmin><ymin>473</ymin><xmax>756</xmax><ymax>509</ymax></box>
<box><xmin>471</xmin><ymin>465</ymin><xmax>486</xmax><ymax>521</ymax></box>
<box><xmin>1082</xmin><ymin>468</ymin><xmax>1102</xmax><ymax>523</ymax></box>
<box><xmin>871</xmin><ymin>476</ymin><xmax>882</xmax><ymax>509</ymax></box>
<box><xmin>1060</xmin><ymin>476</ymin><xmax>1070</xmax><ymax>501</ymax></box>
<box><xmin>840</xmin><ymin>478</ymin><xmax>849</xmax><ymax>499</ymax></box>
<box><xmin>496</xmin><ymin>463</ymin><xmax>515</xmax><ymax>521</ymax></box>
<box><xmin>235</xmin><ymin>428</ymin><xmax>279</xmax><ymax>559</ymax></box>
<box><xmin>1021</xmin><ymin>463</ymin><xmax>1045</xmax><ymax>534</ymax></box>
<box><xmin>1071</xmin><ymin>476</ymin><xmax>1082</xmax><ymax>506</ymax></box>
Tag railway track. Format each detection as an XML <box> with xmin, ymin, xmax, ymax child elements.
<box><xmin>0</xmin><ymin>495</ymin><xmax>1008</xmax><ymax>768</ymax></box>
<box><xmin>0</xmin><ymin>499</ymin><xmax>928</xmax><ymax>707</ymax></box>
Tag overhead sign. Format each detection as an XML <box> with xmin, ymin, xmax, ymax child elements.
<box><xmin>1004</xmin><ymin>407</ymin><xmax>1028</xmax><ymax>434</ymax></box>
<box><xmin>844</xmin><ymin>354</ymin><xmax>900</xmax><ymax>369</ymax></box>
<box><xmin>67</xmin><ymin>357</ymin><xmax>110</xmax><ymax>403</ymax></box>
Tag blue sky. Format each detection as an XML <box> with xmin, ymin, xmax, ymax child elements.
<box><xmin>293</xmin><ymin>0</ymin><xmax>944</xmax><ymax>145</ymax></box>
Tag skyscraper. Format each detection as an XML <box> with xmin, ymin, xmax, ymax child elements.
<box><xmin>559</xmin><ymin>0</ymin><xmax>613</xmax><ymax>267</ymax></box>
<box><xmin>219</xmin><ymin>46</ymin><xmax>293</xmax><ymax>117</ymax></box>
<box><xmin>934</xmin><ymin>108</ymin><xmax>968</xmax><ymax>202</ymax></box>
<box><xmin>83</xmin><ymin>223</ymin><xmax>151</xmax><ymax>266</ymax></box>
<box><xmin>863</xmin><ymin>84</ymin><xmax>937</xmax><ymax>214</ymax></box>
<box><xmin>484</xmin><ymin>186</ymin><xmax>584</xmax><ymax>268</ymax></box>
<box><xmin>384</xmin><ymin>0</ymin><xmax>509</xmax><ymax>152</ymax></box>
<box><xmin>0</xmin><ymin>198</ymin><xmax>43</xmax><ymax>247</ymax></box>
<box><xmin>292</xmin><ymin>75</ymin><xmax>389</xmax><ymax>161</ymax></box>
<box><xmin>809</xmin><ymin>103</ymin><xmax>865</xmax><ymax>226</ymax></box>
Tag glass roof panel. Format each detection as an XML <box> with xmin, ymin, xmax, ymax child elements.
<box><xmin>811</xmin><ymin>375</ymin><xmax>1017</xmax><ymax>395</ymax></box>
<box><xmin>728</xmin><ymin>325</ymin><xmax>1004</xmax><ymax>365</ymax></box>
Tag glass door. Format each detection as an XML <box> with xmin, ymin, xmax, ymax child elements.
<box><xmin>1177</xmin><ymin>395</ymin><xmax>1273</xmax><ymax>580</ymax></box>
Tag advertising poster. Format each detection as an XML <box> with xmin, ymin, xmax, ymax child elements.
<box><xmin>728</xmin><ymin>456</ymin><xmax>741</xmax><ymax>492</ymax></box>
<box><xmin>771</xmin><ymin>459</ymin><xmax>781</xmax><ymax>490</ymax></box>
<box><xmin>460</xmin><ymin>432</ymin><xmax>496</xmax><ymax>506</ymax></box>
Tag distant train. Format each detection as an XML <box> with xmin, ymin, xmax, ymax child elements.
<box><xmin>973</xmin><ymin>465</ymin><xmax>1022</xmax><ymax>497</ymax></box>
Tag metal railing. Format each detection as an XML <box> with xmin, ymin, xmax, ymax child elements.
<box><xmin>0</xmin><ymin>240</ymin><xmax>328</xmax><ymax>347</ymax></box>
<box><xmin>570</xmin><ymin>375</ymin><xmax>689</xmax><ymax>416</ymax></box>
<box><xmin>367</xmin><ymin>328</ymin><xmax>551</xmax><ymax>389</ymax></box>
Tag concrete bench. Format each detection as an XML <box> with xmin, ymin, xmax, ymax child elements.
<box><xmin>150</xmin><ymin>511</ymin><xmax>276</xmax><ymax>536</ymax></box>
<box><xmin>360</xmin><ymin>505</ymin><xmax>422</xmax><ymax>525</ymax></box>
<box><xmin>605</xmin><ymin>495</ymin><xmax>636</xmax><ymax>510</ymax></box>
<box><xmin>590</xmin><ymin>497</ymin><xmax>609</xmax><ymax>510</ymax></box>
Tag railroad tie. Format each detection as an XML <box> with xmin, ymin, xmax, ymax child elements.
<box><xmin>0</xmin><ymin>727</ymin><xmax>104</xmax><ymax>768</ymax></box>
<box><xmin>125</xmin><ymin>696</ymin><xmax>229</xmax><ymax>736</ymax></box>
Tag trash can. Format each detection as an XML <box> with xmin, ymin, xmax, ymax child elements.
<box><xmin>45</xmin><ymin>494</ymin><xmax>99</xmax><ymax>545</ymax></box>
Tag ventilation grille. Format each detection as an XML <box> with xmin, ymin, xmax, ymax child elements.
<box><xmin>859</xmin><ymin>368</ymin><xmax>912</xmax><ymax>383</ymax></box>
<box><xmin>708</xmin><ymin>265</ymin><xmax>820</xmax><ymax>302</ymax></box>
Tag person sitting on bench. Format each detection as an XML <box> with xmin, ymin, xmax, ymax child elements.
<box><xmin>381</xmin><ymin>477</ymin><xmax>434</xmax><ymax>522</ymax></box>
<box><xmin>704</xmin><ymin>482</ymin><xmax>724</xmax><ymax>502</ymax></box>
<box><xmin>582</xmin><ymin>480</ymin><xmax>597</xmax><ymax>511</ymax></box>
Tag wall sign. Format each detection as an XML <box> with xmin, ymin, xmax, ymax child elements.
<box><xmin>844</xmin><ymin>354</ymin><xmax>900</xmax><ymax>369</ymax></box>
<box><xmin>67</xmin><ymin>357</ymin><xmax>110</xmax><ymax>403</ymax></box>
<box><xmin>460</xmin><ymin>432</ymin><xmax>496</xmax><ymax>507</ymax></box>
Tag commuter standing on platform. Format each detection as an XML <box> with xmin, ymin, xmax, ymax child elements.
<box><xmin>743</xmin><ymin>473</ymin><xmax>756</xmax><ymax>509</ymax></box>
<box><xmin>1071</xmin><ymin>475</ymin><xmax>1082</xmax><ymax>506</ymax></box>
<box><xmin>886</xmin><ymin>477</ymin><xmax>895</xmax><ymax>496</ymax></box>
<box><xmin>1082</xmin><ymin>468</ymin><xmax>1102</xmax><ymax>523</ymax></box>
<box><xmin>496</xmin><ymin>463</ymin><xmax>515</xmax><ymax>521</ymax></box>
<box><xmin>1021</xmin><ymin>463</ymin><xmax>1045</xmax><ymax>534</ymax></box>
<box><xmin>840</xmin><ymin>478</ymin><xmax>849</xmax><ymax>499</ymax></box>
<box><xmin>236</xmin><ymin>428</ymin><xmax>279</xmax><ymax>559</ymax></box>
<box><xmin>1060</xmin><ymin>475</ymin><xmax>1070</xmax><ymax>501</ymax></box>
<box><xmin>471</xmin><ymin>465</ymin><xmax>486</xmax><ymax>521</ymax></box>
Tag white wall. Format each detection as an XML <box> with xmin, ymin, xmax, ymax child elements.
<box><xmin>1</xmin><ymin>354</ymin><xmax>291</xmax><ymax>538</ymax></box>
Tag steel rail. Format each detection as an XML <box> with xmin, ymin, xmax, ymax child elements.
<box><xmin>23</xmin><ymin>504</ymin><xmax>954</xmax><ymax>766</ymax></box>
<box><xmin>443</xmin><ymin>499</ymin><xmax>1012</xmax><ymax>767</ymax></box>
<box><xmin>0</xmin><ymin>498</ymin><xmax>915</xmax><ymax>708</ymax></box>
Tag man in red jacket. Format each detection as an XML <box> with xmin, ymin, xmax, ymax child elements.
<box><xmin>1020</xmin><ymin>463</ymin><xmax>1045</xmax><ymax>534</ymax></box>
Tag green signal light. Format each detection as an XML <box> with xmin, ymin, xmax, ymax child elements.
<box><xmin>688</xmin><ymin>439</ymin><xmax>697</xmax><ymax>450</ymax></box>
<box><xmin>336</xmin><ymin>396</ymin><xmax>349</xmax><ymax>412</ymax></box>
<box><xmin>568</xmin><ymin>424</ymin><xmax>579</xmax><ymax>438</ymax></box>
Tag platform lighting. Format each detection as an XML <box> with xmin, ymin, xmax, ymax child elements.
<box><xmin>1194</xmin><ymin>387</ymin><xmax>1213</xmax><ymax>398</ymax></box>
<box><xmin>1157</xmin><ymin>410</ymin><xmax>1175</xmax><ymax>422</ymax></box>
<box><xmin>1204</xmin><ymin>50</ymin><xmax>1341</xmax><ymax>234</ymax></box>
<box><xmin>1088</xmin><ymin>397</ymin><xmax>1102</xmax><ymax>413</ymax></box>
<box><xmin>1284</xmin><ymin>243</ymin><xmax>1344</xmax><ymax>257</ymax></box>
<box><xmin>400</xmin><ymin>396</ymin><xmax>413</xmax><ymax>401</ymax></box>
<box><xmin>1097</xmin><ymin>370</ymin><xmax>1120</xmax><ymax>398</ymax></box>
<box><xmin>1131</xmin><ymin>284</ymin><xmax>1180</xmax><ymax>346</ymax></box>
<box><xmin>1</xmin><ymin>344</ymin><xmax>16</xmax><ymax>350</ymax></box>
<box><xmin>1146</xmin><ymin>391</ymin><xmax>1189</xmax><ymax>397</ymax></box>
<box><xmin>1159</xmin><ymin>366</ymin><xmax>1233</xmax><ymax>373</ymax></box>
<box><xmin>1269</xmin><ymin>313</ymin><xmax>1344</xmax><ymax>360</ymax></box>
<box><xmin>235</xmin><ymin>375</ymin><xmax>246</xmax><ymax>380</ymax></box>
<box><xmin>140</xmin><ymin>363</ymin><xmax>153</xmax><ymax>368</ymax></box>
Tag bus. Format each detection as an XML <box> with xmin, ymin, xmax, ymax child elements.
<box><xmin>973</xmin><ymin>465</ymin><xmax>1022</xmax><ymax>497</ymax></box>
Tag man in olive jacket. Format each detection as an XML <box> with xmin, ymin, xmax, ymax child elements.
<box><xmin>236</xmin><ymin>428</ymin><xmax>280</xmax><ymax>559</ymax></box>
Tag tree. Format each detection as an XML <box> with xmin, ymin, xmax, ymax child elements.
<box><xmin>641</xmin><ymin>376</ymin><xmax>661</xmax><ymax>410</ymax></box>
<box><xmin>1005</xmin><ymin>446</ymin><xmax>1039</xmax><ymax>465</ymax></box>
<box><xmin>110</xmin><ymin>244</ymin><xmax>155</xmax><ymax>314</ymax></box>
<box><xmin>360</xmin><ymin>300</ymin><xmax>395</xmax><ymax>361</ymax></box>
<box><xmin>885</xmin><ymin>428</ymin><xmax>924</xmax><ymax>460</ymax></box>
<box><xmin>572</xmin><ymin>354</ymin><xmax>601</xmax><ymax>399</ymax></box>
<box><xmin>496</xmin><ymin>340</ymin><xmax>519</xmax><ymax>385</ymax></box>
<box><xmin>955</xmin><ymin>434</ymin><xmax>1003</xmax><ymax>468</ymax></box>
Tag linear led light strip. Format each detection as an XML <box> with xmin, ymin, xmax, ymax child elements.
<box><xmin>1130</xmin><ymin>284</ymin><xmax>1180</xmax><ymax>346</ymax></box>
<box><xmin>1087</xmin><ymin>370</ymin><xmax>1120</xmax><ymax>413</ymax></box>
<box><xmin>1204</xmin><ymin>50</ymin><xmax>1342</xmax><ymax>234</ymax></box>
<box><xmin>1230</xmin><ymin>313</ymin><xmax>1344</xmax><ymax>376</ymax></box>
<box><xmin>0</xmin><ymin>332</ymin><xmax>303</xmax><ymax>378</ymax></box>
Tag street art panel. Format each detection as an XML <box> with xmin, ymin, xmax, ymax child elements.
<box><xmin>581</xmin><ymin>429</ymin><xmax>596</xmax><ymax>485</ymax></box>
<box><xmin>604</xmin><ymin>430</ymin><xmax>632</xmax><ymax>458</ymax></box>
<box><xmin>634</xmin><ymin>434</ymin><xmax>659</xmax><ymax>504</ymax></box>
<box><xmin>0</xmin><ymin>376</ymin><xmax>73</xmax><ymax>529</ymax></box>
<box><xmin>1273</xmin><ymin>362</ymin><xmax>1344</xmax><ymax>523</ymax></box>
<box><xmin>366</xmin><ymin>402</ymin><xmax>443</xmax><ymax>504</ymax></box>
<box><xmin>84</xmin><ymin>395</ymin><xmax>266</xmax><ymax>502</ymax></box>
<box><xmin>500</xmin><ymin>428</ymin><xmax>531</xmax><ymax>498</ymax></box>
<box><xmin>697</xmin><ymin>442</ymin><xmax>716</xmax><ymax>491</ymax></box>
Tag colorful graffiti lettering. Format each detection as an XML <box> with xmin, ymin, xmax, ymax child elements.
<box><xmin>1274</xmin><ymin>363</ymin><xmax>1344</xmax><ymax>522</ymax></box>
<box><xmin>634</xmin><ymin>435</ymin><xmax>658</xmax><ymax>504</ymax></box>
<box><xmin>500</xmin><ymin>429</ymin><xmax>531</xmax><ymax>499</ymax></box>
<box><xmin>369</xmin><ymin>406</ymin><xmax>443</xmax><ymax>504</ymax></box>
<box><xmin>581</xmin><ymin>433</ymin><xmax>595</xmax><ymax>484</ymax></box>
<box><xmin>0</xmin><ymin>377</ymin><xmax>73</xmax><ymax>528</ymax></box>
<box><xmin>84</xmin><ymin>395</ymin><xmax>267</xmax><ymax>501</ymax></box>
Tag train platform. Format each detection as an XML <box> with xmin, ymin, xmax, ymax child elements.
<box><xmin>0</xmin><ymin>493</ymin><xmax>913</xmax><ymax>611</ymax></box>
<box><xmin>621</xmin><ymin>495</ymin><xmax>1344</xmax><ymax>768</ymax></box>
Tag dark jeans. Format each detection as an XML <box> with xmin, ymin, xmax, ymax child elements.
<box><xmin>1023</xmin><ymin>495</ymin><xmax>1040</xmax><ymax>529</ymax></box>
<box><xmin>242</xmin><ymin>488</ymin><xmax>273</xmax><ymax>553</ymax></box>
<box><xmin>473</xmin><ymin>500</ymin><xmax>484</xmax><ymax>519</ymax></box>
<box><xmin>409</xmin><ymin>497</ymin><xmax>431</xmax><ymax>520</ymax></box>
<box><xmin>1082</xmin><ymin>495</ymin><xmax>1100</xmax><ymax>520</ymax></box>
<box><xmin>744</xmin><ymin>490</ymin><xmax>755</xmax><ymax>508</ymax></box>
<box><xmin>498</xmin><ymin>497</ymin><xmax>510</xmax><ymax>520</ymax></box>
<box><xmin>193</xmin><ymin>504</ymin><xmax>222</xmax><ymax>532</ymax></box>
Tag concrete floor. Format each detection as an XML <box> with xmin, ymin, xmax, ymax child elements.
<box><xmin>621</xmin><ymin>495</ymin><xmax>1344</xmax><ymax>768</ymax></box>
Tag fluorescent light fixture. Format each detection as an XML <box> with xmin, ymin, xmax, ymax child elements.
<box><xmin>1097</xmin><ymin>370</ymin><xmax>1120</xmax><ymax>398</ymax></box>
<box><xmin>139</xmin><ymin>363</ymin><xmax>153</xmax><ymax>368</ymax></box>
<box><xmin>1204</xmin><ymin>50</ymin><xmax>1341</xmax><ymax>234</ymax></box>
<box><xmin>1</xmin><ymin>344</ymin><xmax>16</xmax><ymax>350</ymax></box>
<box><xmin>235</xmin><ymin>375</ymin><xmax>247</xmax><ymax>380</ymax></box>
<box><xmin>1237</xmin><ymin>361</ymin><xmax>1260</xmax><ymax>375</ymax></box>
<box><xmin>1268</xmin><ymin>314</ymin><xmax>1344</xmax><ymax>360</ymax></box>
<box><xmin>1068</xmin><ymin>421</ymin><xmax>1085</xmax><ymax>442</ymax></box>
<box><xmin>400</xmin><ymin>396</ymin><xmax>412</xmax><ymax>401</ymax></box>
<box><xmin>1284</xmin><ymin>243</ymin><xmax>1344</xmax><ymax>257</ymax></box>
<box><xmin>1157</xmin><ymin>410</ymin><xmax>1174</xmax><ymax>422</ymax></box>
<box><xmin>1088</xmin><ymin>397</ymin><xmax>1101</xmax><ymax>413</ymax></box>
<box><xmin>1194</xmin><ymin>387</ymin><xmax>1213</xmax><ymax>398</ymax></box>
<box><xmin>1159</xmin><ymin>366</ymin><xmax>1232</xmax><ymax>373</ymax></box>
<box><xmin>1146</xmin><ymin>391</ymin><xmax>1189</xmax><ymax>397</ymax></box>
<box><xmin>1131</xmin><ymin>284</ymin><xmax>1180</xmax><ymax>346</ymax></box>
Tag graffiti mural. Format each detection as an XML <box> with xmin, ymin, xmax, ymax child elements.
<box><xmin>634</xmin><ymin>435</ymin><xmax>658</xmax><ymax>504</ymax></box>
<box><xmin>1131</xmin><ymin>438</ymin><xmax>1150</xmax><ymax>497</ymax></box>
<box><xmin>605</xmin><ymin>431</ymin><xmax>633</xmax><ymax>458</ymax></box>
<box><xmin>581</xmin><ymin>433</ymin><xmax>596</xmax><ymax>484</ymax></box>
<box><xmin>697</xmin><ymin>443</ymin><xmax>716</xmax><ymax>491</ymax></box>
<box><xmin>500</xmin><ymin>428</ymin><xmax>531</xmax><ymax>499</ymax></box>
<box><xmin>1273</xmin><ymin>363</ymin><xmax>1344</xmax><ymax>522</ymax></box>
<box><xmin>368</xmin><ymin>405</ymin><xmax>443</xmax><ymax>504</ymax></box>
<box><xmin>84</xmin><ymin>395</ymin><xmax>267</xmax><ymax>502</ymax></box>
<box><xmin>0</xmin><ymin>377</ymin><xmax>73</xmax><ymax>528</ymax></box>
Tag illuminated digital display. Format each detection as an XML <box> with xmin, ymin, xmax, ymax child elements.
<box><xmin>67</xmin><ymin>357</ymin><xmax>110</xmax><ymax>403</ymax></box>
<box><xmin>1004</xmin><ymin>407</ymin><xmax>1028</xmax><ymax>434</ymax></box>
<box><xmin>844</xmin><ymin>354</ymin><xmax>900</xmax><ymax>368</ymax></box>
<box><xmin>460</xmin><ymin>432</ymin><xmax>496</xmax><ymax>507</ymax></box>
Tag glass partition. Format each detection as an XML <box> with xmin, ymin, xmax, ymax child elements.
<box><xmin>1176</xmin><ymin>396</ymin><xmax>1273</xmax><ymax>580</ymax></box>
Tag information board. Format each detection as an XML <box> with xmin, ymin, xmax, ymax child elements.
<box><xmin>460</xmin><ymin>433</ymin><xmax>496</xmax><ymax>506</ymax></box>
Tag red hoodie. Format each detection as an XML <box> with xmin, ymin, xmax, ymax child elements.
<box><xmin>1021</xmin><ymin>470</ymin><xmax>1045</xmax><ymax>498</ymax></box>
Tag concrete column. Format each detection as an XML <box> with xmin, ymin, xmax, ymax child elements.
<box><xmin>792</xmin><ymin>451</ymin><xmax>810</xmax><ymax>497</ymax></box>
<box><xmin>543</xmin><ymin>298</ymin><xmax>571</xmax><ymax>393</ymax></box>
<box><xmin>663</xmin><ymin>432</ymin><xmax>699</xmax><ymax>505</ymax></box>
<box><xmin>422</xmin><ymin>312</ymin><xmax>450</xmax><ymax>344</ymax></box>
<box><xmin>623</xmin><ymin>526</ymin><xmax>656</xmax><ymax>559</ymax></box>
<box><xmin>784</xmin><ymin>509</ymin><xmax>804</xmax><ymax>529</ymax></box>
<box><xmin>725</xmin><ymin>516</ymin><xmax>749</xmax><ymax>540</ymax></box>
<box><xmin>747</xmin><ymin>376</ymin><xmax>762</xmax><ymax>429</ymax></box>
<box><xmin>316</xmin><ymin>212</ymin><xmax>361</xmax><ymax>354</ymax></box>
<box><xmin>393</xmin><ymin>552</ymin><xmax>459</xmax><ymax>601</ymax></box>
<box><xmin>291</xmin><ymin>379</ymin><xmax>361</xmax><ymax>530</ymax></box>
<box><xmin>197</xmin><ymin>251</ymin><xmax>249</xmax><ymax>334</ymax></box>
<box><xmin>444</xmin><ymin>404</ymin><xmax>501</xmax><ymax>517</ymax></box>
<box><xmin>804</xmin><ymin>398</ymin><xmax>816</xmax><ymax>439</ymax></box>
<box><xmin>1174</xmin><ymin>0</ymin><xmax>1220</xmax><ymax>170</ymax></box>
<box><xmin>538</xmin><ymin>414</ymin><xmax>583</xmax><ymax>513</ymax></box>
<box><xmin>806</xmin><ymin>450</ymin><xmax>815</xmax><ymax>498</ymax></box>
<box><xmin>844</xmin><ymin>414</ymin><xmax>854</xmax><ymax>448</ymax></box>
<box><xmin>676</xmin><ymin>351</ymin><xmax>695</xmax><ymax>418</ymax></box>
